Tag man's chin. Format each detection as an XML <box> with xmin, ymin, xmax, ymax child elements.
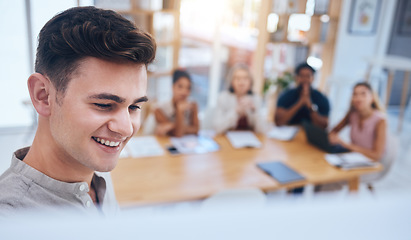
<box><xmin>92</xmin><ymin>157</ymin><xmax>119</xmax><ymax>172</ymax></box>
<box><xmin>94</xmin><ymin>164</ymin><xmax>117</xmax><ymax>172</ymax></box>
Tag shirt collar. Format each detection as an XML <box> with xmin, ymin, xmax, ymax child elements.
<box><xmin>12</xmin><ymin>147</ymin><xmax>107</xmax><ymax>203</ymax></box>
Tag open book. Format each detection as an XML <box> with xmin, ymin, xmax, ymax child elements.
<box><xmin>123</xmin><ymin>136</ymin><xmax>165</xmax><ymax>158</ymax></box>
<box><xmin>267</xmin><ymin>126</ymin><xmax>299</xmax><ymax>141</ymax></box>
<box><xmin>325</xmin><ymin>152</ymin><xmax>378</xmax><ymax>170</ymax></box>
<box><xmin>170</xmin><ymin>134</ymin><xmax>219</xmax><ymax>154</ymax></box>
<box><xmin>226</xmin><ymin>131</ymin><xmax>262</xmax><ymax>149</ymax></box>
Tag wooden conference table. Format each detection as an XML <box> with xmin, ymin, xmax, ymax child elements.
<box><xmin>111</xmin><ymin>130</ymin><xmax>381</xmax><ymax>206</ymax></box>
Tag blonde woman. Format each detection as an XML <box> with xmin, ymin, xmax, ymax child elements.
<box><xmin>329</xmin><ymin>82</ymin><xmax>386</xmax><ymax>161</ymax></box>
<box><xmin>213</xmin><ymin>64</ymin><xmax>266</xmax><ymax>134</ymax></box>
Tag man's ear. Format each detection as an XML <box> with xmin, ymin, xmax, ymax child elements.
<box><xmin>27</xmin><ymin>73</ymin><xmax>53</xmax><ymax>117</ymax></box>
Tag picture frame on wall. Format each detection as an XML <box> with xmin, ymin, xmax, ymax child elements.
<box><xmin>348</xmin><ymin>0</ymin><xmax>381</xmax><ymax>35</ymax></box>
<box><xmin>398</xmin><ymin>0</ymin><xmax>411</xmax><ymax>35</ymax></box>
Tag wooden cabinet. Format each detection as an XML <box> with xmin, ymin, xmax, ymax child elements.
<box><xmin>118</xmin><ymin>0</ymin><xmax>181</xmax><ymax>75</ymax></box>
<box><xmin>252</xmin><ymin>0</ymin><xmax>342</xmax><ymax>93</ymax></box>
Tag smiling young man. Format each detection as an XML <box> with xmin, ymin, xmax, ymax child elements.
<box><xmin>0</xmin><ymin>7</ymin><xmax>156</xmax><ymax>215</ymax></box>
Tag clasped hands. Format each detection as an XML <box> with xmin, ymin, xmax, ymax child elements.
<box><xmin>236</xmin><ymin>96</ymin><xmax>255</xmax><ymax>116</ymax></box>
<box><xmin>298</xmin><ymin>83</ymin><xmax>312</xmax><ymax>109</ymax></box>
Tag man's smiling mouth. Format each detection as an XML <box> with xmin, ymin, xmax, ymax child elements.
<box><xmin>92</xmin><ymin>137</ymin><xmax>120</xmax><ymax>147</ymax></box>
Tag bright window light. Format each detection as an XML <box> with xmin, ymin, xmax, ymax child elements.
<box><xmin>288</xmin><ymin>14</ymin><xmax>311</xmax><ymax>32</ymax></box>
<box><xmin>305</xmin><ymin>0</ymin><xmax>315</xmax><ymax>16</ymax></box>
<box><xmin>320</xmin><ymin>14</ymin><xmax>330</xmax><ymax>23</ymax></box>
<box><xmin>267</xmin><ymin>13</ymin><xmax>279</xmax><ymax>33</ymax></box>
<box><xmin>287</xmin><ymin>14</ymin><xmax>311</xmax><ymax>42</ymax></box>
<box><xmin>307</xmin><ymin>56</ymin><xmax>323</xmax><ymax>70</ymax></box>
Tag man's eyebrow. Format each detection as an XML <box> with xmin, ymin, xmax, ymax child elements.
<box><xmin>133</xmin><ymin>96</ymin><xmax>148</xmax><ymax>104</ymax></box>
<box><xmin>88</xmin><ymin>93</ymin><xmax>125</xmax><ymax>103</ymax></box>
<box><xmin>88</xmin><ymin>93</ymin><xmax>148</xmax><ymax>104</ymax></box>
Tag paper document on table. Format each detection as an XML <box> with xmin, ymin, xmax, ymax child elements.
<box><xmin>125</xmin><ymin>136</ymin><xmax>165</xmax><ymax>158</ymax></box>
<box><xmin>267</xmin><ymin>126</ymin><xmax>299</xmax><ymax>141</ymax></box>
<box><xmin>226</xmin><ymin>131</ymin><xmax>262</xmax><ymax>149</ymax></box>
<box><xmin>325</xmin><ymin>152</ymin><xmax>378</xmax><ymax>170</ymax></box>
<box><xmin>170</xmin><ymin>134</ymin><xmax>219</xmax><ymax>154</ymax></box>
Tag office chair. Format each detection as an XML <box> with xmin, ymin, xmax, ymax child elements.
<box><xmin>361</xmin><ymin>133</ymin><xmax>399</xmax><ymax>192</ymax></box>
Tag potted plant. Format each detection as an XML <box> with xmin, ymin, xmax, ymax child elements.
<box><xmin>263</xmin><ymin>71</ymin><xmax>294</xmax><ymax>95</ymax></box>
<box><xmin>263</xmin><ymin>72</ymin><xmax>295</xmax><ymax>122</ymax></box>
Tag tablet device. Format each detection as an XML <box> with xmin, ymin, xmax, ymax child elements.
<box><xmin>257</xmin><ymin>161</ymin><xmax>305</xmax><ymax>184</ymax></box>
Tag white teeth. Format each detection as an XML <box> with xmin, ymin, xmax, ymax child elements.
<box><xmin>93</xmin><ymin>137</ymin><xmax>120</xmax><ymax>147</ymax></box>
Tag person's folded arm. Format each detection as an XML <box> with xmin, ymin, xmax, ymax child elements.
<box><xmin>213</xmin><ymin>93</ymin><xmax>239</xmax><ymax>134</ymax></box>
<box><xmin>183</xmin><ymin>102</ymin><xmax>199</xmax><ymax>135</ymax></box>
<box><xmin>309</xmin><ymin>111</ymin><xmax>329</xmax><ymax>129</ymax></box>
<box><xmin>330</xmin><ymin>112</ymin><xmax>350</xmax><ymax>133</ymax></box>
<box><xmin>245</xmin><ymin>95</ymin><xmax>267</xmax><ymax>133</ymax></box>
<box><xmin>173</xmin><ymin>105</ymin><xmax>185</xmax><ymax>137</ymax></box>
<box><xmin>274</xmin><ymin>99</ymin><xmax>304</xmax><ymax>126</ymax></box>
<box><xmin>310</xmin><ymin>94</ymin><xmax>331</xmax><ymax>129</ymax></box>
<box><xmin>154</xmin><ymin>108</ymin><xmax>175</xmax><ymax>136</ymax></box>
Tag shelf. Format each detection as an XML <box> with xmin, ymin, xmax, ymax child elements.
<box><xmin>254</xmin><ymin>0</ymin><xmax>343</xmax><ymax>93</ymax></box>
<box><xmin>95</xmin><ymin>0</ymin><xmax>181</xmax><ymax>102</ymax></box>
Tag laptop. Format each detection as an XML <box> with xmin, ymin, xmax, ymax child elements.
<box><xmin>302</xmin><ymin>121</ymin><xmax>350</xmax><ymax>154</ymax></box>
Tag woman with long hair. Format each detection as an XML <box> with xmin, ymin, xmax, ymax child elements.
<box><xmin>154</xmin><ymin>69</ymin><xmax>199</xmax><ymax>137</ymax></box>
<box><xmin>329</xmin><ymin>82</ymin><xmax>387</xmax><ymax>161</ymax></box>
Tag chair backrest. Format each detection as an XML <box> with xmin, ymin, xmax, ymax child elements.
<box><xmin>200</xmin><ymin>106</ymin><xmax>215</xmax><ymax>130</ymax></box>
<box><xmin>361</xmin><ymin>133</ymin><xmax>398</xmax><ymax>184</ymax></box>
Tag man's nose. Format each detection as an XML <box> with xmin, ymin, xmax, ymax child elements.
<box><xmin>107</xmin><ymin>109</ymin><xmax>134</xmax><ymax>137</ymax></box>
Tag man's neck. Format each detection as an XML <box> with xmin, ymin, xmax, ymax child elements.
<box><xmin>23</xmin><ymin>129</ymin><xmax>94</xmax><ymax>186</ymax></box>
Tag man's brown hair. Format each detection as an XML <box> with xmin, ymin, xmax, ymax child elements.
<box><xmin>35</xmin><ymin>6</ymin><xmax>156</xmax><ymax>94</ymax></box>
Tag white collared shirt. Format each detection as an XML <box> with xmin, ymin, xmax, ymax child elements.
<box><xmin>0</xmin><ymin>147</ymin><xmax>120</xmax><ymax>217</ymax></box>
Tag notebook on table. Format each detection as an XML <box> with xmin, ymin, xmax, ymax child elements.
<box><xmin>170</xmin><ymin>134</ymin><xmax>219</xmax><ymax>154</ymax></box>
<box><xmin>226</xmin><ymin>131</ymin><xmax>262</xmax><ymax>149</ymax></box>
<box><xmin>325</xmin><ymin>152</ymin><xmax>379</xmax><ymax>170</ymax></box>
<box><xmin>123</xmin><ymin>136</ymin><xmax>164</xmax><ymax>158</ymax></box>
<box><xmin>267</xmin><ymin>126</ymin><xmax>299</xmax><ymax>141</ymax></box>
<box><xmin>257</xmin><ymin>161</ymin><xmax>305</xmax><ymax>184</ymax></box>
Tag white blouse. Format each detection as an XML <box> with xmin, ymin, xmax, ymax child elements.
<box><xmin>212</xmin><ymin>91</ymin><xmax>267</xmax><ymax>134</ymax></box>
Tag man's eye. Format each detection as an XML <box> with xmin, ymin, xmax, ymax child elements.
<box><xmin>129</xmin><ymin>105</ymin><xmax>141</xmax><ymax>111</ymax></box>
<box><xmin>94</xmin><ymin>103</ymin><xmax>111</xmax><ymax>109</ymax></box>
